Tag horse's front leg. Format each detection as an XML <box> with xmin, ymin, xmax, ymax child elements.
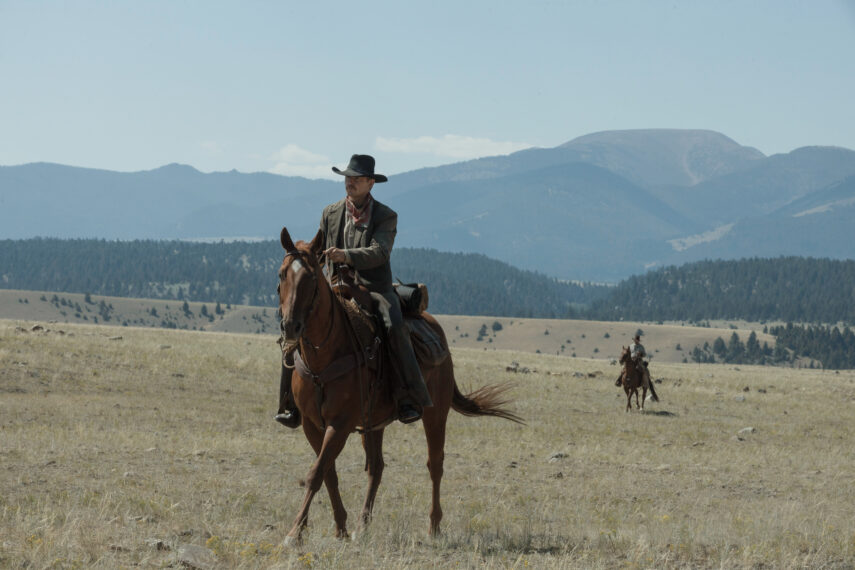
<box><xmin>284</xmin><ymin>422</ymin><xmax>350</xmax><ymax>546</ymax></box>
<box><xmin>359</xmin><ymin>429</ymin><xmax>385</xmax><ymax>531</ymax></box>
<box><xmin>625</xmin><ymin>387</ymin><xmax>631</xmax><ymax>412</ymax></box>
<box><xmin>319</xmin><ymin>444</ymin><xmax>349</xmax><ymax>540</ymax></box>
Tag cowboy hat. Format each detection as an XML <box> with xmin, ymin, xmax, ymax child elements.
<box><xmin>332</xmin><ymin>154</ymin><xmax>388</xmax><ymax>183</ymax></box>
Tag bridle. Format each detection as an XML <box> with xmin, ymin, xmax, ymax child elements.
<box><xmin>277</xmin><ymin>249</ymin><xmax>335</xmax><ymax>360</ymax></box>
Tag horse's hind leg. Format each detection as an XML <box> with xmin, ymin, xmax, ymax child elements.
<box><xmin>284</xmin><ymin>423</ymin><xmax>350</xmax><ymax>545</ymax></box>
<box><xmin>359</xmin><ymin>429</ymin><xmax>385</xmax><ymax>530</ymax></box>
<box><xmin>422</xmin><ymin>402</ymin><xmax>450</xmax><ymax>536</ymax></box>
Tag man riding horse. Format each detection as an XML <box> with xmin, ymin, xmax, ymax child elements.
<box><xmin>616</xmin><ymin>334</ymin><xmax>651</xmax><ymax>388</ymax></box>
<box><xmin>275</xmin><ymin>154</ymin><xmax>432</xmax><ymax>428</ymax></box>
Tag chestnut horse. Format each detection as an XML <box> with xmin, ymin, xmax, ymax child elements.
<box><xmin>618</xmin><ymin>346</ymin><xmax>659</xmax><ymax>411</ymax></box>
<box><xmin>276</xmin><ymin>227</ymin><xmax>522</xmax><ymax>545</ymax></box>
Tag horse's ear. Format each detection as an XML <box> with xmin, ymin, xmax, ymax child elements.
<box><xmin>309</xmin><ymin>228</ymin><xmax>324</xmax><ymax>256</ymax></box>
<box><xmin>280</xmin><ymin>227</ymin><xmax>296</xmax><ymax>251</ymax></box>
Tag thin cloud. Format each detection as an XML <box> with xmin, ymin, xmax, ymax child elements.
<box><xmin>376</xmin><ymin>135</ymin><xmax>532</xmax><ymax>159</ymax></box>
<box><xmin>200</xmin><ymin>140</ymin><xmax>223</xmax><ymax>154</ymax></box>
<box><xmin>269</xmin><ymin>144</ymin><xmax>335</xmax><ymax>179</ymax></box>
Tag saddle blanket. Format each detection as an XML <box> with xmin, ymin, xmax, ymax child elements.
<box><xmin>406</xmin><ymin>317</ymin><xmax>448</xmax><ymax>368</ymax></box>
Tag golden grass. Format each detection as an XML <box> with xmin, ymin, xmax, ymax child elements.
<box><xmin>434</xmin><ymin>315</ymin><xmax>778</xmax><ymax>364</ymax></box>
<box><xmin>0</xmin><ymin>289</ymin><xmax>780</xmax><ymax>364</ymax></box>
<box><xmin>1</xmin><ymin>318</ymin><xmax>854</xmax><ymax>569</ymax></box>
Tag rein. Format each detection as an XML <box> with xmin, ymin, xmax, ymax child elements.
<box><xmin>277</xmin><ymin>248</ymin><xmax>381</xmax><ymax>431</ymax></box>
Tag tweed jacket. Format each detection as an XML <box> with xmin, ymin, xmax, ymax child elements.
<box><xmin>320</xmin><ymin>197</ymin><xmax>397</xmax><ymax>294</ymax></box>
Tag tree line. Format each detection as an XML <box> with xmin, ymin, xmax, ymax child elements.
<box><xmin>0</xmin><ymin>238</ymin><xmax>605</xmax><ymax>318</ymax></box>
<box><xmin>3</xmin><ymin>241</ymin><xmax>854</xmax><ymax>325</ymax></box>
<box><xmin>768</xmin><ymin>323</ymin><xmax>855</xmax><ymax>369</ymax></box>
<box><xmin>685</xmin><ymin>331</ymin><xmax>784</xmax><ymax>366</ymax></box>
<box><xmin>4</xmin><ymin>240</ymin><xmax>855</xmax><ymax>368</ymax></box>
<box><xmin>586</xmin><ymin>257</ymin><xmax>855</xmax><ymax>324</ymax></box>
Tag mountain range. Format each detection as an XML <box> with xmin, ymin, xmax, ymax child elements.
<box><xmin>2</xmin><ymin>129</ymin><xmax>854</xmax><ymax>282</ymax></box>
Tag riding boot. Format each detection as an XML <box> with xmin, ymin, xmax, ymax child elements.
<box><xmin>274</xmin><ymin>363</ymin><xmax>301</xmax><ymax>429</ymax></box>
<box><xmin>387</xmin><ymin>324</ymin><xmax>433</xmax><ymax>423</ymax></box>
<box><xmin>615</xmin><ymin>374</ymin><xmax>623</xmax><ymax>387</ymax></box>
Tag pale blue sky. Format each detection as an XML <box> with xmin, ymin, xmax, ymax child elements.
<box><xmin>1</xmin><ymin>1</ymin><xmax>853</xmax><ymax>179</ymax></box>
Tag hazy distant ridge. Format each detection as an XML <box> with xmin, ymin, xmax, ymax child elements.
<box><xmin>3</xmin><ymin>129</ymin><xmax>855</xmax><ymax>281</ymax></box>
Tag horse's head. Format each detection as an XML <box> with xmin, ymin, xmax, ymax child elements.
<box><xmin>277</xmin><ymin>226</ymin><xmax>324</xmax><ymax>343</ymax></box>
<box><xmin>619</xmin><ymin>346</ymin><xmax>630</xmax><ymax>364</ymax></box>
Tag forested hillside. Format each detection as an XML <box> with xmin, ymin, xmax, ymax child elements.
<box><xmin>5</xmin><ymin>241</ymin><xmax>855</xmax><ymax>368</ymax></box>
<box><xmin>0</xmin><ymin>238</ymin><xmax>604</xmax><ymax>318</ymax></box>
<box><xmin>586</xmin><ymin>257</ymin><xmax>855</xmax><ymax>324</ymax></box>
<box><xmin>390</xmin><ymin>248</ymin><xmax>604</xmax><ymax>316</ymax></box>
<box><xmin>4</xmin><ymin>241</ymin><xmax>855</xmax><ymax>324</ymax></box>
<box><xmin>770</xmin><ymin>323</ymin><xmax>855</xmax><ymax>370</ymax></box>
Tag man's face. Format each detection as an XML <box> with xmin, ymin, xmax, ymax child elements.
<box><xmin>345</xmin><ymin>175</ymin><xmax>374</xmax><ymax>204</ymax></box>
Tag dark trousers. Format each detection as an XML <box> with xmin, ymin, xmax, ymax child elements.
<box><xmin>371</xmin><ymin>290</ymin><xmax>433</xmax><ymax>408</ymax></box>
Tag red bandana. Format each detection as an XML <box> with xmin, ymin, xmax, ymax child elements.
<box><xmin>345</xmin><ymin>194</ymin><xmax>374</xmax><ymax>228</ymax></box>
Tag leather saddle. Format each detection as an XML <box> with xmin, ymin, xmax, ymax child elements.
<box><xmin>331</xmin><ymin>266</ymin><xmax>448</xmax><ymax>369</ymax></box>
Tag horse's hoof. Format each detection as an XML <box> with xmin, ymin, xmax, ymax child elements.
<box><xmin>282</xmin><ymin>535</ymin><xmax>299</xmax><ymax>549</ymax></box>
<box><xmin>334</xmin><ymin>529</ymin><xmax>351</xmax><ymax>541</ymax></box>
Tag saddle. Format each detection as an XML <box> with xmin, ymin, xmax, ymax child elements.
<box><xmin>331</xmin><ymin>265</ymin><xmax>374</xmax><ymax>315</ymax></box>
<box><xmin>332</xmin><ymin>266</ymin><xmax>448</xmax><ymax>369</ymax></box>
<box><xmin>630</xmin><ymin>356</ymin><xmax>651</xmax><ymax>387</ymax></box>
<box><xmin>323</xmin><ymin>268</ymin><xmax>448</xmax><ymax>432</ymax></box>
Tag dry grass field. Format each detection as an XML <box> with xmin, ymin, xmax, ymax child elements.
<box><xmin>2</xmin><ymin>318</ymin><xmax>855</xmax><ymax>569</ymax></box>
<box><xmin>0</xmin><ymin>289</ymin><xmax>779</xmax><ymax>365</ymax></box>
<box><xmin>0</xmin><ymin>290</ymin><xmax>281</xmax><ymax>336</ymax></box>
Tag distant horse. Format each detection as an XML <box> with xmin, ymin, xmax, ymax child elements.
<box><xmin>276</xmin><ymin>227</ymin><xmax>523</xmax><ymax>545</ymax></box>
<box><xmin>618</xmin><ymin>346</ymin><xmax>659</xmax><ymax>412</ymax></box>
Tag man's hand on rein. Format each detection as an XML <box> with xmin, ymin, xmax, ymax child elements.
<box><xmin>324</xmin><ymin>247</ymin><xmax>347</xmax><ymax>263</ymax></box>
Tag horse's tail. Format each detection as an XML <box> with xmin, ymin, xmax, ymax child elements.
<box><xmin>452</xmin><ymin>381</ymin><xmax>525</xmax><ymax>424</ymax></box>
<box><xmin>647</xmin><ymin>378</ymin><xmax>660</xmax><ymax>402</ymax></box>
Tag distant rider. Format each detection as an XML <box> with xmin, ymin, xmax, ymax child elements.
<box><xmin>616</xmin><ymin>334</ymin><xmax>650</xmax><ymax>387</ymax></box>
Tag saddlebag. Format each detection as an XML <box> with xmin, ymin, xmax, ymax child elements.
<box><xmin>393</xmin><ymin>281</ymin><xmax>429</xmax><ymax>316</ymax></box>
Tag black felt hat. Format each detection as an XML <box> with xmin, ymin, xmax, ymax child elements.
<box><xmin>331</xmin><ymin>154</ymin><xmax>388</xmax><ymax>183</ymax></box>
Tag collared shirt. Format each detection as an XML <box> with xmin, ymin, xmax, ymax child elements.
<box><xmin>343</xmin><ymin>195</ymin><xmax>373</xmax><ymax>264</ymax></box>
<box><xmin>630</xmin><ymin>341</ymin><xmax>646</xmax><ymax>359</ymax></box>
<box><xmin>343</xmin><ymin>216</ymin><xmax>367</xmax><ymax>263</ymax></box>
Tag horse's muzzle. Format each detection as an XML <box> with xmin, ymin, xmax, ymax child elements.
<box><xmin>280</xmin><ymin>316</ymin><xmax>303</xmax><ymax>342</ymax></box>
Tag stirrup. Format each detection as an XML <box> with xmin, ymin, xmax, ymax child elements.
<box><xmin>397</xmin><ymin>404</ymin><xmax>422</xmax><ymax>424</ymax></box>
<box><xmin>274</xmin><ymin>409</ymin><xmax>301</xmax><ymax>429</ymax></box>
